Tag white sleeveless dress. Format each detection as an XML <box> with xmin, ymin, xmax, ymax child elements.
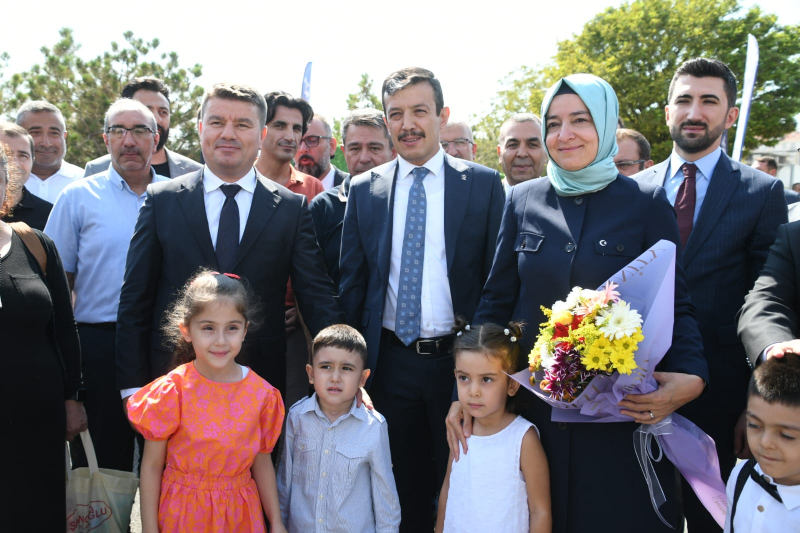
<box><xmin>443</xmin><ymin>416</ymin><xmax>536</xmax><ymax>533</ymax></box>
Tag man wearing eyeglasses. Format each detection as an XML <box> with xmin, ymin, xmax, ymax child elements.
<box><xmin>440</xmin><ymin>120</ymin><xmax>476</xmax><ymax>161</ymax></box>
<box><xmin>255</xmin><ymin>91</ymin><xmax>326</xmax><ymax>407</ymax></box>
<box><xmin>45</xmin><ymin>99</ymin><xmax>167</xmax><ymax>475</ymax></box>
<box><xmin>296</xmin><ymin>114</ymin><xmax>350</xmax><ymax>190</ymax></box>
<box><xmin>614</xmin><ymin>128</ymin><xmax>654</xmax><ymax>177</ymax></box>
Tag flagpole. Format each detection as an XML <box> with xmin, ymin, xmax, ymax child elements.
<box><xmin>732</xmin><ymin>35</ymin><xmax>759</xmax><ymax>162</ymax></box>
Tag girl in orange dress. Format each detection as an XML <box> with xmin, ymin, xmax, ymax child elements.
<box><xmin>128</xmin><ymin>270</ymin><xmax>287</xmax><ymax>533</ymax></box>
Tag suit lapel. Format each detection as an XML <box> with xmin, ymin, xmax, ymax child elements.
<box><xmin>370</xmin><ymin>161</ymin><xmax>398</xmax><ymax>284</ymax></box>
<box><xmin>443</xmin><ymin>155</ymin><xmax>473</xmax><ymax>273</ymax></box>
<box><xmin>176</xmin><ymin>172</ymin><xmax>218</xmax><ymax>267</ymax></box>
<box><xmin>232</xmin><ymin>175</ymin><xmax>280</xmax><ymax>271</ymax></box>
<box><xmin>682</xmin><ymin>154</ymin><xmax>740</xmax><ymax>265</ymax></box>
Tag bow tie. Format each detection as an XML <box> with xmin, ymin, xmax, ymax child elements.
<box><xmin>750</xmin><ymin>469</ymin><xmax>783</xmax><ymax>503</ymax></box>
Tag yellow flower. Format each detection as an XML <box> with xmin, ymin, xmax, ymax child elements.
<box><xmin>610</xmin><ymin>351</ymin><xmax>638</xmax><ymax>375</ymax></box>
<box><xmin>551</xmin><ymin>310</ymin><xmax>573</xmax><ymax>326</ymax></box>
<box><xmin>631</xmin><ymin>328</ymin><xmax>644</xmax><ymax>343</ymax></box>
<box><xmin>614</xmin><ymin>336</ymin><xmax>638</xmax><ymax>356</ymax></box>
<box><xmin>582</xmin><ymin>346</ymin><xmax>610</xmax><ymax>371</ymax></box>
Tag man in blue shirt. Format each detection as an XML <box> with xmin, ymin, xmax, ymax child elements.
<box><xmin>46</xmin><ymin>99</ymin><xmax>167</xmax><ymax>473</ymax></box>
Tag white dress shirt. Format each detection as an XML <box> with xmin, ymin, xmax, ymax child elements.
<box><xmin>320</xmin><ymin>166</ymin><xmax>336</xmax><ymax>190</ymax></box>
<box><xmin>664</xmin><ymin>147</ymin><xmax>722</xmax><ymax>224</ymax></box>
<box><xmin>203</xmin><ymin>166</ymin><xmax>257</xmax><ymax>248</ymax></box>
<box><xmin>25</xmin><ymin>160</ymin><xmax>84</xmax><ymax>203</ymax></box>
<box><xmin>724</xmin><ymin>461</ymin><xmax>800</xmax><ymax>532</ymax></box>
<box><xmin>382</xmin><ymin>148</ymin><xmax>455</xmax><ymax>338</ymax></box>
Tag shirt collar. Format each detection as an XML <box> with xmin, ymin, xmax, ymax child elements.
<box><xmin>322</xmin><ymin>166</ymin><xmax>336</xmax><ymax>185</ymax></box>
<box><xmin>203</xmin><ymin>165</ymin><xmax>257</xmax><ymax>194</ymax></box>
<box><xmin>289</xmin><ymin>165</ymin><xmax>309</xmax><ymax>185</ymax></box>
<box><xmin>397</xmin><ymin>146</ymin><xmax>446</xmax><ymax>181</ymax></box>
<box><xmin>669</xmin><ymin>147</ymin><xmax>722</xmax><ymax>182</ymax></box>
<box><xmin>107</xmin><ymin>164</ymin><xmax>161</xmax><ymax>192</ymax></box>
<box><xmin>301</xmin><ymin>393</ymin><xmax>367</xmax><ymax>425</ymax></box>
<box><xmin>756</xmin><ymin>463</ymin><xmax>800</xmax><ymax>511</ymax></box>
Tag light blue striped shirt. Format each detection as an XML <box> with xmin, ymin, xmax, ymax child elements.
<box><xmin>277</xmin><ymin>394</ymin><xmax>400</xmax><ymax>533</ymax></box>
<box><xmin>664</xmin><ymin>147</ymin><xmax>723</xmax><ymax>224</ymax></box>
<box><xmin>44</xmin><ymin>166</ymin><xmax>168</xmax><ymax>323</ymax></box>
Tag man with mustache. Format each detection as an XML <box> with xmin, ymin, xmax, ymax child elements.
<box><xmin>634</xmin><ymin>57</ymin><xmax>787</xmax><ymax>532</ymax></box>
<box><xmin>45</xmin><ymin>99</ymin><xmax>168</xmax><ymax>474</ymax></box>
<box><xmin>296</xmin><ymin>114</ymin><xmax>349</xmax><ymax>190</ymax></box>
<box><xmin>116</xmin><ymin>83</ymin><xmax>342</xmax><ymax>414</ymax></box>
<box><xmin>496</xmin><ymin>113</ymin><xmax>546</xmax><ymax>194</ymax></box>
<box><xmin>15</xmin><ymin>101</ymin><xmax>83</xmax><ymax>203</ymax></box>
<box><xmin>339</xmin><ymin>67</ymin><xmax>504</xmax><ymax>531</ymax></box>
<box><xmin>255</xmin><ymin>91</ymin><xmax>326</xmax><ymax>407</ymax></box>
<box><xmin>84</xmin><ymin>77</ymin><xmax>202</xmax><ymax>179</ymax></box>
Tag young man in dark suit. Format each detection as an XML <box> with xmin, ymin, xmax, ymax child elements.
<box><xmin>338</xmin><ymin>67</ymin><xmax>504</xmax><ymax>532</ymax></box>
<box><xmin>634</xmin><ymin>57</ymin><xmax>787</xmax><ymax>532</ymax></box>
<box><xmin>116</xmin><ymin>83</ymin><xmax>343</xmax><ymax>405</ymax></box>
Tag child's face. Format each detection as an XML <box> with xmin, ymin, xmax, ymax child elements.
<box><xmin>455</xmin><ymin>350</ymin><xmax>519</xmax><ymax>420</ymax></box>
<box><xmin>746</xmin><ymin>395</ymin><xmax>800</xmax><ymax>486</ymax></box>
<box><xmin>306</xmin><ymin>347</ymin><xmax>370</xmax><ymax>413</ymax></box>
<box><xmin>179</xmin><ymin>298</ymin><xmax>247</xmax><ymax>379</ymax></box>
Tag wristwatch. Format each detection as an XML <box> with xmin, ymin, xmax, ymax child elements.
<box><xmin>66</xmin><ymin>389</ymin><xmax>87</xmax><ymax>402</ymax></box>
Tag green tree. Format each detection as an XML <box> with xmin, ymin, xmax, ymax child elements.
<box><xmin>0</xmin><ymin>28</ymin><xmax>204</xmax><ymax>165</ymax></box>
<box><xmin>346</xmin><ymin>74</ymin><xmax>383</xmax><ymax>111</ymax></box>
<box><xmin>476</xmin><ymin>0</ymin><xmax>800</xmax><ymax>164</ymax></box>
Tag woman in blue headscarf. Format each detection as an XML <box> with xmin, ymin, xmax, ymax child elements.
<box><xmin>446</xmin><ymin>74</ymin><xmax>709</xmax><ymax>532</ymax></box>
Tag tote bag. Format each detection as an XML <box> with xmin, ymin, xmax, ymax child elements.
<box><xmin>66</xmin><ymin>430</ymin><xmax>139</xmax><ymax>532</ymax></box>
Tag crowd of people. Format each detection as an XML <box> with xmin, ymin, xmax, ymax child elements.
<box><xmin>1</xmin><ymin>57</ymin><xmax>799</xmax><ymax>533</ymax></box>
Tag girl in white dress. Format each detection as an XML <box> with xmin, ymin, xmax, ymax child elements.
<box><xmin>436</xmin><ymin>321</ymin><xmax>551</xmax><ymax>533</ymax></box>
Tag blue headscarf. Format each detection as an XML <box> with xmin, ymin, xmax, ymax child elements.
<box><xmin>541</xmin><ymin>74</ymin><xmax>619</xmax><ymax>196</ymax></box>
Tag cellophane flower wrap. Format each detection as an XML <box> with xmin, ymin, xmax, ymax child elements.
<box><xmin>511</xmin><ymin>240</ymin><xmax>728</xmax><ymax>527</ymax></box>
<box><xmin>530</xmin><ymin>283</ymin><xmax>643</xmax><ymax>401</ymax></box>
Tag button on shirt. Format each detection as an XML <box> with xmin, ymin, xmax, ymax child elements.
<box><xmin>44</xmin><ymin>166</ymin><xmax>168</xmax><ymax>323</ymax></box>
<box><xmin>203</xmin><ymin>166</ymin><xmax>257</xmax><ymax>248</ymax></box>
<box><xmin>277</xmin><ymin>394</ymin><xmax>401</xmax><ymax>533</ymax></box>
<box><xmin>382</xmin><ymin>148</ymin><xmax>454</xmax><ymax>338</ymax></box>
<box><xmin>724</xmin><ymin>461</ymin><xmax>800</xmax><ymax>532</ymax></box>
<box><xmin>664</xmin><ymin>147</ymin><xmax>722</xmax><ymax>224</ymax></box>
<box><xmin>25</xmin><ymin>160</ymin><xmax>84</xmax><ymax>204</ymax></box>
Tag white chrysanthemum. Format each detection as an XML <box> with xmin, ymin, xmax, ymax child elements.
<box><xmin>540</xmin><ymin>343</ymin><xmax>555</xmax><ymax>368</ymax></box>
<box><xmin>595</xmin><ymin>301</ymin><xmax>642</xmax><ymax>340</ymax></box>
<box><xmin>565</xmin><ymin>287</ymin><xmax>589</xmax><ymax>309</ymax></box>
<box><xmin>552</xmin><ymin>300</ymin><xmax>570</xmax><ymax>313</ymax></box>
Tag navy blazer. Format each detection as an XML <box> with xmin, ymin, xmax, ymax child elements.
<box><xmin>338</xmin><ymin>154</ymin><xmax>504</xmax><ymax>377</ymax></box>
<box><xmin>116</xmin><ymin>170</ymin><xmax>344</xmax><ymax>394</ymax></box>
<box><xmin>635</xmin><ymin>153</ymin><xmax>787</xmax><ymax>418</ymax></box>
<box><xmin>310</xmin><ymin>175</ymin><xmax>350</xmax><ymax>288</ymax></box>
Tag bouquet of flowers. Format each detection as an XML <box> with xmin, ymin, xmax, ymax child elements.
<box><xmin>530</xmin><ymin>282</ymin><xmax>644</xmax><ymax>401</ymax></box>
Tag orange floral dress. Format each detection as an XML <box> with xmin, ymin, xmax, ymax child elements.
<box><xmin>127</xmin><ymin>363</ymin><xmax>285</xmax><ymax>532</ymax></box>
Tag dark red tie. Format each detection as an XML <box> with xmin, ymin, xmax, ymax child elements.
<box><xmin>675</xmin><ymin>163</ymin><xmax>697</xmax><ymax>247</ymax></box>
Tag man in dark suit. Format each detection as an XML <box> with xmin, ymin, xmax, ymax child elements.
<box><xmin>84</xmin><ymin>77</ymin><xmax>202</xmax><ymax>179</ymax></box>
<box><xmin>116</xmin><ymin>83</ymin><xmax>343</xmax><ymax>404</ymax></box>
<box><xmin>295</xmin><ymin>114</ymin><xmax>349</xmax><ymax>190</ymax></box>
<box><xmin>339</xmin><ymin>67</ymin><xmax>504</xmax><ymax>532</ymax></box>
<box><xmin>310</xmin><ymin>108</ymin><xmax>395</xmax><ymax>289</ymax></box>
<box><xmin>634</xmin><ymin>57</ymin><xmax>787</xmax><ymax>532</ymax></box>
<box><xmin>739</xmin><ymin>221</ymin><xmax>800</xmax><ymax>367</ymax></box>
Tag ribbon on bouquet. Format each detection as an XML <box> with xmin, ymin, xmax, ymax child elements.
<box><xmin>512</xmin><ymin>240</ymin><xmax>728</xmax><ymax>527</ymax></box>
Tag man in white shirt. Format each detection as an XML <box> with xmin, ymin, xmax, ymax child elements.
<box><xmin>497</xmin><ymin>113</ymin><xmax>546</xmax><ymax>194</ymax></box>
<box><xmin>46</xmin><ymin>99</ymin><xmax>167</xmax><ymax>473</ymax></box>
<box><xmin>295</xmin><ymin>114</ymin><xmax>349</xmax><ymax>190</ymax></box>
<box><xmin>339</xmin><ymin>67</ymin><xmax>504</xmax><ymax>532</ymax></box>
<box><xmin>15</xmin><ymin>100</ymin><xmax>83</xmax><ymax>203</ymax></box>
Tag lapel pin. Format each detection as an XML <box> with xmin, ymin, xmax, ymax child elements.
<box><xmin>461</xmin><ymin>174</ymin><xmax>467</xmax><ymax>181</ymax></box>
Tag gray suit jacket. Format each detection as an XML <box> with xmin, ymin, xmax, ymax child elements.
<box><xmin>84</xmin><ymin>148</ymin><xmax>202</xmax><ymax>178</ymax></box>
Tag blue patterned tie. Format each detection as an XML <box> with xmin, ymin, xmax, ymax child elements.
<box><xmin>395</xmin><ymin>167</ymin><xmax>428</xmax><ymax>345</ymax></box>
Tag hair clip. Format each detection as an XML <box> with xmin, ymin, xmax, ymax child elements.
<box><xmin>510</xmin><ymin>336</ymin><xmax>517</xmax><ymax>342</ymax></box>
<box><xmin>222</xmin><ymin>273</ymin><xmax>241</xmax><ymax>280</ymax></box>
<box><xmin>465</xmin><ymin>324</ymin><xmax>471</xmax><ymax>331</ymax></box>
<box><xmin>504</xmin><ymin>328</ymin><xmax>510</xmax><ymax>335</ymax></box>
<box><xmin>456</xmin><ymin>331</ymin><xmax>463</xmax><ymax>337</ymax></box>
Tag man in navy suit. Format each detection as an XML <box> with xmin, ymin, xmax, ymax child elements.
<box><xmin>339</xmin><ymin>67</ymin><xmax>504</xmax><ymax>532</ymax></box>
<box><xmin>634</xmin><ymin>57</ymin><xmax>787</xmax><ymax>532</ymax></box>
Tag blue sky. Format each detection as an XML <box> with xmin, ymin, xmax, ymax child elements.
<box><xmin>1</xmin><ymin>0</ymin><xmax>797</xmax><ymax>128</ymax></box>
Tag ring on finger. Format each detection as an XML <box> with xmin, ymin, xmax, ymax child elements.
<box><xmin>648</xmin><ymin>410</ymin><xmax>655</xmax><ymax>420</ymax></box>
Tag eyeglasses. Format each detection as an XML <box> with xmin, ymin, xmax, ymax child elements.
<box><xmin>440</xmin><ymin>138</ymin><xmax>473</xmax><ymax>151</ymax></box>
<box><xmin>106</xmin><ymin>126</ymin><xmax>155</xmax><ymax>139</ymax></box>
<box><xmin>300</xmin><ymin>135</ymin><xmax>332</xmax><ymax>148</ymax></box>
<box><xmin>615</xmin><ymin>159</ymin><xmax>647</xmax><ymax>170</ymax></box>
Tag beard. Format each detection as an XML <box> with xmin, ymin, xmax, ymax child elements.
<box><xmin>296</xmin><ymin>155</ymin><xmax>326</xmax><ymax>178</ymax></box>
<box><xmin>670</xmin><ymin>120</ymin><xmax>725</xmax><ymax>154</ymax></box>
<box><xmin>156</xmin><ymin>125</ymin><xmax>169</xmax><ymax>152</ymax></box>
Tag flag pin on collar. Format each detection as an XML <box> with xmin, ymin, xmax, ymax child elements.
<box><xmin>461</xmin><ymin>174</ymin><xmax>467</xmax><ymax>180</ymax></box>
